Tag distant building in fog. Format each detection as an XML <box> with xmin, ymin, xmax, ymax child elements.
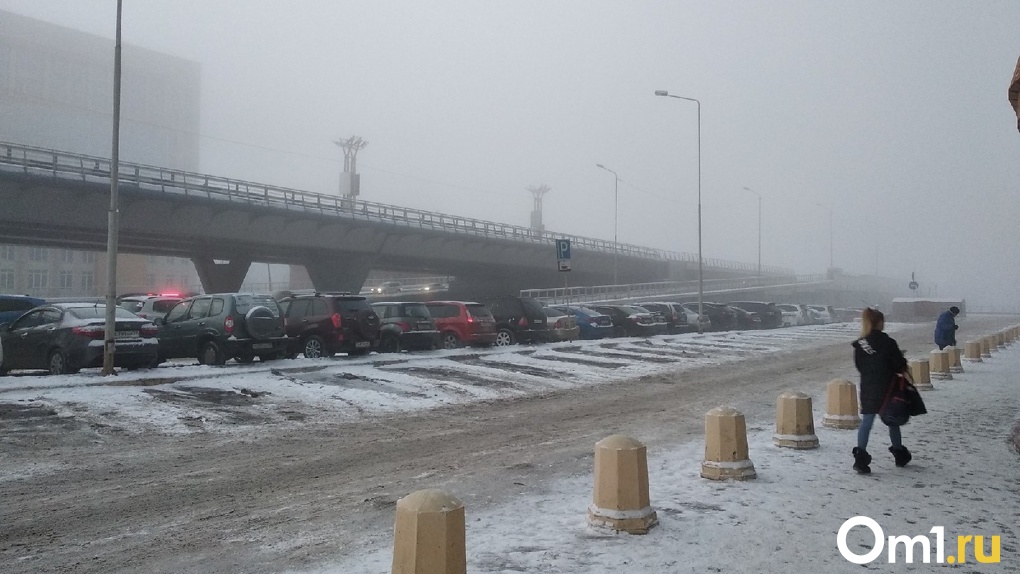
<box><xmin>0</xmin><ymin>9</ymin><xmax>202</xmax><ymax>298</ymax></box>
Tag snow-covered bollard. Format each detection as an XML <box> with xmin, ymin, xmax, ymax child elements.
<box><xmin>929</xmin><ymin>350</ymin><xmax>952</xmax><ymax>381</ymax></box>
<box><xmin>964</xmin><ymin>341</ymin><xmax>983</xmax><ymax>362</ymax></box>
<box><xmin>587</xmin><ymin>435</ymin><xmax>658</xmax><ymax>534</ymax></box>
<box><xmin>822</xmin><ymin>379</ymin><xmax>861</xmax><ymax>429</ymax></box>
<box><xmin>981</xmin><ymin>336</ymin><xmax>993</xmax><ymax>358</ymax></box>
<box><xmin>773</xmin><ymin>391</ymin><xmax>819</xmax><ymax>449</ymax></box>
<box><xmin>909</xmin><ymin>359</ymin><xmax>933</xmax><ymax>390</ymax></box>
<box><xmin>701</xmin><ymin>406</ymin><xmax>757</xmax><ymax>480</ymax></box>
<box><xmin>996</xmin><ymin>332</ymin><xmax>1007</xmax><ymax>349</ymax></box>
<box><xmin>945</xmin><ymin>346</ymin><xmax>964</xmax><ymax>373</ymax></box>
<box><xmin>391</xmin><ymin>489</ymin><xmax>466</xmax><ymax>574</ymax></box>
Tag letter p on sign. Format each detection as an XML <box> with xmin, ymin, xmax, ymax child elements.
<box><xmin>556</xmin><ymin>239</ymin><xmax>571</xmax><ymax>260</ymax></box>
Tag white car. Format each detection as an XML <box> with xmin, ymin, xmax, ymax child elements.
<box><xmin>776</xmin><ymin>304</ymin><xmax>810</xmax><ymax>327</ymax></box>
<box><xmin>807</xmin><ymin>305</ymin><xmax>836</xmax><ymax>324</ymax></box>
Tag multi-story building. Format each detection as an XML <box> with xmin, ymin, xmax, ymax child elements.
<box><xmin>0</xmin><ymin>9</ymin><xmax>202</xmax><ymax>298</ymax></box>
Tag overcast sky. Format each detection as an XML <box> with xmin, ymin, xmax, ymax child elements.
<box><xmin>2</xmin><ymin>1</ymin><xmax>1019</xmax><ymax>306</ymax></box>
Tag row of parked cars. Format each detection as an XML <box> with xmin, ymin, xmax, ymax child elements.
<box><xmin>0</xmin><ymin>292</ymin><xmax>849</xmax><ymax>375</ymax></box>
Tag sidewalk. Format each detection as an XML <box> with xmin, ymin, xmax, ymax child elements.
<box><xmin>308</xmin><ymin>341</ymin><xmax>1020</xmax><ymax>573</ymax></box>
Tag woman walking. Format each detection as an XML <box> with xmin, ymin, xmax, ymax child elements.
<box><xmin>850</xmin><ymin>308</ymin><xmax>912</xmax><ymax>473</ymax></box>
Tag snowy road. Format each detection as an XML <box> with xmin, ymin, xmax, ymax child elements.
<box><xmin>0</xmin><ymin>318</ymin><xmax>1016</xmax><ymax>573</ymax></box>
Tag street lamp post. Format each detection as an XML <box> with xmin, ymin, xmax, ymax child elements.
<box><xmin>595</xmin><ymin>163</ymin><xmax>620</xmax><ymax>285</ymax></box>
<box><xmin>655</xmin><ymin>89</ymin><xmax>703</xmax><ymax>333</ymax></box>
<box><xmin>742</xmin><ymin>186</ymin><xmax>761</xmax><ymax>277</ymax></box>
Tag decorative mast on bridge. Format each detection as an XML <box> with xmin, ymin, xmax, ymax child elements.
<box><xmin>526</xmin><ymin>184</ymin><xmax>550</xmax><ymax>235</ymax></box>
<box><xmin>333</xmin><ymin>135</ymin><xmax>368</xmax><ymax>199</ymax></box>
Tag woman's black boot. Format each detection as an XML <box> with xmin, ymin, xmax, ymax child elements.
<box><xmin>890</xmin><ymin>445</ymin><xmax>911</xmax><ymax>467</ymax></box>
<box><xmin>852</xmin><ymin>447</ymin><xmax>872</xmax><ymax>474</ymax></box>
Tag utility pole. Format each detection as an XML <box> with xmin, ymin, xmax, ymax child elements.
<box><xmin>102</xmin><ymin>0</ymin><xmax>123</xmax><ymax>376</ymax></box>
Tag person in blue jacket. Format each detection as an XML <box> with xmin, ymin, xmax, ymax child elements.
<box><xmin>933</xmin><ymin>306</ymin><xmax>960</xmax><ymax>350</ymax></box>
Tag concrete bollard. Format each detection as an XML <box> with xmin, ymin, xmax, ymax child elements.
<box><xmin>929</xmin><ymin>350</ymin><xmax>952</xmax><ymax>380</ymax></box>
<box><xmin>945</xmin><ymin>346</ymin><xmax>964</xmax><ymax>373</ymax></box>
<box><xmin>392</xmin><ymin>489</ymin><xmax>466</xmax><ymax>574</ymax></box>
<box><xmin>701</xmin><ymin>406</ymin><xmax>756</xmax><ymax>480</ymax></box>
<box><xmin>587</xmin><ymin>435</ymin><xmax>658</xmax><ymax>534</ymax></box>
<box><xmin>997</xmin><ymin>332</ymin><xmax>1007</xmax><ymax>349</ymax></box>
<box><xmin>909</xmin><ymin>359</ymin><xmax>933</xmax><ymax>391</ymax></box>
<box><xmin>822</xmin><ymin>379</ymin><xmax>861</xmax><ymax>429</ymax></box>
<box><xmin>774</xmin><ymin>391</ymin><xmax>819</xmax><ymax>449</ymax></box>
<box><xmin>980</xmin><ymin>337</ymin><xmax>992</xmax><ymax>358</ymax></box>
<box><xmin>964</xmin><ymin>341</ymin><xmax>983</xmax><ymax>362</ymax></box>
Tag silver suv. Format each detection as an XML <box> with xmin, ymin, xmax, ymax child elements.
<box><xmin>118</xmin><ymin>296</ymin><xmax>182</xmax><ymax>321</ymax></box>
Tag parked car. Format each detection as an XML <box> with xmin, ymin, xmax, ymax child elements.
<box><xmin>807</xmin><ymin>305</ymin><xmax>837</xmax><ymax>324</ymax></box>
<box><xmin>0</xmin><ymin>303</ymin><xmax>158</xmax><ymax>375</ymax></box>
<box><xmin>729</xmin><ymin>306</ymin><xmax>763</xmax><ymax>330</ymax></box>
<box><xmin>682</xmin><ymin>302</ymin><xmax>736</xmax><ymax>331</ymax></box>
<box><xmin>0</xmin><ymin>294</ymin><xmax>46</xmax><ymax>326</ymax></box>
<box><xmin>373</xmin><ymin>281</ymin><xmax>403</xmax><ymax>294</ymax></box>
<box><xmin>118</xmin><ymin>295</ymin><xmax>183</xmax><ymax>322</ymax></box>
<box><xmin>727</xmin><ymin>301</ymin><xmax>783</xmax><ymax>329</ymax></box>
<box><xmin>542</xmin><ymin>307</ymin><xmax>580</xmax><ymax>342</ymax></box>
<box><xmin>476</xmin><ymin>296</ymin><xmax>551</xmax><ymax>346</ymax></box>
<box><xmin>776</xmin><ymin>304</ymin><xmax>811</xmax><ymax>327</ymax></box>
<box><xmin>550</xmin><ymin>305</ymin><xmax>615</xmax><ymax>340</ymax></box>
<box><xmin>424</xmin><ymin>301</ymin><xmax>497</xmax><ymax>349</ymax></box>
<box><xmin>588</xmin><ymin>304</ymin><xmax>667</xmax><ymax>337</ymax></box>
<box><xmin>372</xmin><ymin>302</ymin><xmax>440</xmax><ymax>352</ymax></box>
<box><xmin>636</xmin><ymin>302</ymin><xmax>689</xmax><ymax>334</ymax></box>
<box><xmin>679</xmin><ymin>306</ymin><xmax>712</xmax><ymax>332</ymax></box>
<box><xmin>278</xmin><ymin>293</ymin><xmax>381</xmax><ymax>357</ymax></box>
<box><xmin>155</xmin><ymin>293</ymin><xmax>288</xmax><ymax>365</ymax></box>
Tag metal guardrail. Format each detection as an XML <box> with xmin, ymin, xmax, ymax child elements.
<box><xmin>0</xmin><ymin>141</ymin><xmax>794</xmax><ymax>275</ymax></box>
<box><xmin>520</xmin><ymin>274</ymin><xmax>830</xmax><ymax>305</ymax></box>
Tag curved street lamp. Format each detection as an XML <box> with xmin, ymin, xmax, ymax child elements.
<box><xmin>595</xmin><ymin>163</ymin><xmax>620</xmax><ymax>285</ymax></box>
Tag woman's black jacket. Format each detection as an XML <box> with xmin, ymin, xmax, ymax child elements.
<box><xmin>852</xmin><ymin>330</ymin><xmax>908</xmax><ymax>414</ymax></box>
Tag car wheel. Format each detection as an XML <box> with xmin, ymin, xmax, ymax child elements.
<box><xmin>494</xmin><ymin>329</ymin><xmax>515</xmax><ymax>347</ymax></box>
<box><xmin>199</xmin><ymin>341</ymin><xmax>226</xmax><ymax>366</ymax></box>
<box><xmin>379</xmin><ymin>334</ymin><xmax>401</xmax><ymax>353</ymax></box>
<box><xmin>48</xmin><ymin>349</ymin><xmax>73</xmax><ymax>375</ymax></box>
<box><xmin>303</xmin><ymin>335</ymin><xmax>325</xmax><ymax>359</ymax></box>
<box><xmin>441</xmin><ymin>332</ymin><xmax>460</xmax><ymax>350</ymax></box>
<box><xmin>235</xmin><ymin>354</ymin><xmax>255</xmax><ymax>364</ymax></box>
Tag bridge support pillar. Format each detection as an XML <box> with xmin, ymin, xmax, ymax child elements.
<box><xmin>304</xmin><ymin>255</ymin><xmax>374</xmax><ymax>293</ymax></box>
<box><xmin>191</xmin><ymin>257</ymin><xmax>252</xmax><ymax>294</ymax></box>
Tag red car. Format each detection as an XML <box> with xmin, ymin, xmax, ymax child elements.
<box><xmin>424</xmin><ymin>301</ymin><xmax>498</xmax><ymax>349</ymax></box>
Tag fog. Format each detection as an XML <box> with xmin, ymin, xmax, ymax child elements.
<box><xmin>3</xmin><ymin>1</ymin><xmax>1019</xmax><ymax>306</ymax></box>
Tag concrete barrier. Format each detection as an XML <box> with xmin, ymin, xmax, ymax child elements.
<box><xmin>587</xmin><ymin>435</ymin><xmax>658</xmax><ymax>534</ymax></box>
<box><xmin>392</xmin><ymin>489</ymin><xmax>466</xmax><ymax>574</ymax></box>
<box><xmin>773</xmin><ymin>391</ymin><xmax>819</xmax><ymax>449</ymax></box>
<box><xmin>981</xmin><ymin>337</ymin><xmax>992</xmax><ymax>358</ymax></box>
<box><xmin>909</xmin><ymin>359</ymin><xmax>933</xmax><ymax>391</ymax></box>
<box><xmin>701</xmin><ymin>406</ymin><xmax>756</xmax><ymax>480</ymax></box>
<box><xmin>822</xmin><ymin>379</ymin><xmax>861</xmax><ymax>429</ymax></box>
<box><xmin>930</xmin><ymin>349</ymin><xmax>952</xmax><ymax>381</ymax></box>
<box><xmin>997</xmin><ymin>332</ymin><xmax>1007</xmax><ymax>349</ymax></box>
<box><xmin>964</xmin><ymin>341</ymin><xmax>983</xmax><ymax>362</ymax></box>
<box><xmin>945</xmin><ymin>346</ymin><xmax>964</xmax><ymax>373</ymax></box>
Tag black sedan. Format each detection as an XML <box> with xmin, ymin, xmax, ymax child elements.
<box><xmin>0</xmin><ymin>303</ymin><xmax>159</xmax><ymax>375</ymax></box>
<box><xmin>588</xmin><ymin>305</ymin><xmax>667</xmax><ymax>337</ymax></box>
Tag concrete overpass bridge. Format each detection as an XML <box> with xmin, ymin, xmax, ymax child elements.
<box><xmin>0</xmin><ymin>141</ymin><xmax>792</xmax><ymax>295</ymax></box>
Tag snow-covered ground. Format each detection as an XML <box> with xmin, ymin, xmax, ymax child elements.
<box><xmin>0</xmin><ymin>323</ymin><xmax>872</xmax><ymax>434</ymax></box>
<box><xmin>294</xmin><ymin>332</ymin><xmax>1020</xmax><ymax>574</ymax></box>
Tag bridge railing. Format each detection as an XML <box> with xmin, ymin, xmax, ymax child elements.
<box><xmin>0</xmin><ymin>141</ymin><xmax>794</xmax><ymax>275</ymax></box>
<box><xmin>520</xmin><ymin>274</ymin><xmax>830</xmax><ymax>304</ymax></box>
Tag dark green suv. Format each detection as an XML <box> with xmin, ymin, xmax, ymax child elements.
<box><xmin>154</xmin><ymin>293</ymin><xmax>288</xmax><ymax>365</ymax></box>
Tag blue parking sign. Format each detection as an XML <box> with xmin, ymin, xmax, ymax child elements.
<box><xmin>556</xmin><ymin>239</ymin><xmax>571</xmax><ymax>260</ymax></box>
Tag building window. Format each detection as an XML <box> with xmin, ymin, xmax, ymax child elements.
<box><xmin>60</xmin><ymin>270</ymin><xmax>73</xmax><ymax>289</ymax></box>
<box><xmin>0</xmin><ymin>245</ymin><xmax>15</xmax><ymax>261</ymax></box>
<box><xmin>0</xmin><ymin>269</ymin><xmax>14</xmax><ymax>290</ymax></box>
<box><xmin>60</xmin><ymin>249</ymin><xmax>74</xmax><ymax>263</ymax></box>
<box><xmin>28</xmin><ymin>270</ymin><xmax>48</xmax><ymax>290</ymax></box>
<box><xmin>81</xmin><ymin>271</ymin><xmax>95</xmax><ymax>292</ymax></box>
<box><xmin>82</xmin><ymin>251</ymin><xmax>97</xmax><ymax>264</ymax></box>
<box><xmin>28</xmin><ymin>247</ymin><xmax>47</xmax><ymax>262</ymax></box>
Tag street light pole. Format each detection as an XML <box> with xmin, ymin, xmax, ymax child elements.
<box><xmin>102</xmin><ymin>0</ymin><xmax>123</xmax><ymax>376</ymax></box>
<box><xmin>742</xmin><ymin>187</ymin><xmax>762</xmax><ymax>277</ymax></box>
<box><xmin>655</xmin><ymin>90</ymin><xmax>702</xmax><ymax>333</ymax></box>
<box><xmin>595</xmin><ymin>163</ymin><xmax>620</xmax><ymax>285</ymax></box>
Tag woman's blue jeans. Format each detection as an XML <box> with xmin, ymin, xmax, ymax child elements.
<box><xmin>858</xmin><ymin>413</ymin><xmax>902</xmax><ymax>451</ymax></box>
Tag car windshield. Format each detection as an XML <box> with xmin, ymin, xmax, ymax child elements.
<box><xmin>68</xmin><ymin>306</ymin><xmax>139</xmax><ymax>319</ymax></box>
<box><xmin>543</xmin><ymin>307</ymin><xmax>566</xmax><ymax>318</ymax></box>
<box><xmin>465</xmin><ymin>304</ymin><xmax>492</xmax><ymax>318</ymax></box>
<box><xmin>235</xmin><ymin>295</ymin><xmax>281</xmax><ymax>317</ymax></box>
<box><xmin>521</xmin><ymin>298</ymin><xmax>546</xmax><ymax>315</ymax></box>
<box><xmin>403</xmin><ymin>304</ymin><xmax>430</xmax><ymax>319</ymax></box>
<box><xmin>621</xmin><ymin>306</ymin><xmax>647</xmax><ymax>314</ymax></box>
<box><xmin>119</xmin><ymin>300</ymin><xmax>144</xmax><ymax>312</ymax></box>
